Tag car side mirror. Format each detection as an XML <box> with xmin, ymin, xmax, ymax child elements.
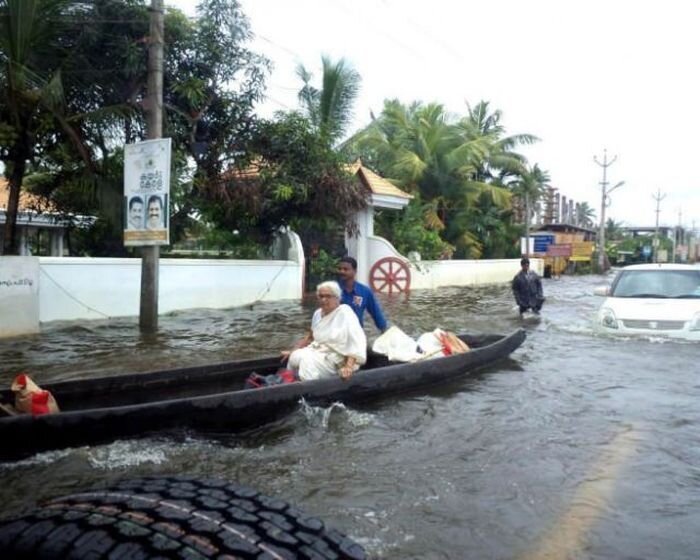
<box><xmin>593</xmin><ymin>286</ymin><xmax>610</xmax><ymax>297</ymax></box>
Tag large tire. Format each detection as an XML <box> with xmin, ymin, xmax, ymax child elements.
<box><xmin>0</xmin><ymin>476</ymin><xmax>367</xmax><ymax>560</ymax></box>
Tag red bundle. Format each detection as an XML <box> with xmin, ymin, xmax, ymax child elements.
<box><xmin>11</xmin><ymin>374</ymin><xmax>60</xmax><ymax>415</ymax></box>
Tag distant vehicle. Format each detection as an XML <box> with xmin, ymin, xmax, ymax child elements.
<box><xmin>594</xmin><ymin>263</ymin><xmax>700</xmax><ymax>340</ymax></box>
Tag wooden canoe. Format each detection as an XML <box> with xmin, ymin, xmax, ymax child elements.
<box><xmin>0</xmin><ymin>329</ymin><xmax>525</xmax><ymax>461</ymax></box>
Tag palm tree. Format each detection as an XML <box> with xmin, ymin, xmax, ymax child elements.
<box><xmin>575</xmin><ymin>201</ymin><xmax>596</xmax><ymax>228</ymax></box>
<box><xmin>0</xmin><ymin>0</ymin><xmax>104</xmax><ymax>254</ymax></box>
<box><xmin>512</xmin><ymin>164</ymin><xmax>550</xmax><ymax>256</ymax></box>
<box><xmin>350</xmin><ymin>100</ymin><xmax>514</xmax><ymax>256</ymax></box>
<box><xmin>461</xmin><ymin>101</ymin><xmax>538</xmax><ymax>184</ymax></box>
<box><xmin>345</xmin><ymin>99</ymin><xmax>542</xmax><ymax>257</ymax></box>
<box><xmin>1</xmin><ymin>0</ymin><xmax>63</xmax><ymax>253</ymax></box>
<box><xmin>605</xmin><ymin>218</ymin><xmax>625</xmax><ymax>241</ymax></box>
<box><xmin>297</xmin><ymin>55</ymin><xmax>361</xmax><ymax>147</ymax></box>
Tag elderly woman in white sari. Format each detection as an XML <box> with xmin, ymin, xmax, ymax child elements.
<box><xmin>284</xmin><ymin>281</ymin><xmax>367</xmax><ymax>381</ymax></box>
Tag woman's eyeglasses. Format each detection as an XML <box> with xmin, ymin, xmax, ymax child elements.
<box><xmin>317</xmin><ymin>293</ymin><xmax>336</xmax><ymax>299</ymax></box>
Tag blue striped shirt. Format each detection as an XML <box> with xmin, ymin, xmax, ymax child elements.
<box><xmin>338</xmin><ymin>281</ymin><xmax>388</xmax><ymax>331</ymax></box>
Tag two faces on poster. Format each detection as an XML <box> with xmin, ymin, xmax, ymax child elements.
<box><xmin>127</xmin><ymin>194</ymin><xmax>165</xmax><ymax>230</ymax></box>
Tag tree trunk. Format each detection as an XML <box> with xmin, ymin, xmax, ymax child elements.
<box><xmin>2</xmin><ymin>150</ymin><xmax>28</xmax><ymax>255</ymax></box>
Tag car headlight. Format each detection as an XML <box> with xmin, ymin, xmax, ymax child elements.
<box><xmin>690</xmin><ymin>312</ymin><xmax>700</xmax><ymax>331</ymax></box>
<box><xmin>600</xmin><ymin>308</ymin><xmax>618</xmax><ymax>329</ymax></box>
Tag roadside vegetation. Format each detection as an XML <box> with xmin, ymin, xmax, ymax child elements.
<box><xmin>1</xmin><ymin>0</ymin><xmax>551</xmax><ymax>261</ymax></box>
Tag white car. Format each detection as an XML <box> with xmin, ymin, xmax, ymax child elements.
<box><xmin>594</xmin><ymin>263</ymin><xmax>700</xmax><ymax>340</ymax></box>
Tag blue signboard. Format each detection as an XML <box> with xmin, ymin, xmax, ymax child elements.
<box><xmin>533</xmin><ymin>235</ymin><xmax>555</xmax><ymax>253</ymax></box>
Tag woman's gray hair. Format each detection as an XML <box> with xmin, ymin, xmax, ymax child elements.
<box><xmin>316</xmin><ymin>281</ymin><xmax>341</xmax><ymax>298</ymax></box>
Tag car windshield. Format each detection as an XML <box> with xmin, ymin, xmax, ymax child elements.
<box><xmin>611</xmin><ymin>270</ymin><xmax>700</xmax><ymax>298</ymax></box>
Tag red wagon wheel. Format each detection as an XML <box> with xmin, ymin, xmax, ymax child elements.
<box><xmin>369</xmin><ymin>256</ymin><xmax>411</xmax><ymax>294</ymax></box>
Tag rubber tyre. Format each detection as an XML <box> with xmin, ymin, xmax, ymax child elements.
<box><xmin>0</xmin><ymin>475</ymin><xmax>367</xmax><ymax>560</ymax></box>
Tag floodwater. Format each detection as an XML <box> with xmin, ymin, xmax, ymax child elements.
<box><xmin>1</xmin><ymin>274</ymin><xmax>699</xmax><ymax>559</ymax></box>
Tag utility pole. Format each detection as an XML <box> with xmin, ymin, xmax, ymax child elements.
<box><xmin>672</xmin><ymin>218</ymin><xmax>677</xmax><ymax>263</ymax></box>
<box><xmin>672</xmin><ymin>208</ymin><xmax>682</xmax><ymax>263</ymax></box>
<box><xmin>140</xmin><ymin>0</ymin><xmax>164</xmax><ymax>332</ymax></box>
<box><xmin>652</xmin><ymin>189</ymin><xmax>665</xmax><ymax>263</ymax></box>
<box><xmin>593</xmin><ymin>149</ymin><xmax>624</xmax><ymax>273</ymax></box>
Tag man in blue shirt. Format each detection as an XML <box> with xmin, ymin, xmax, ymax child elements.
<box><xmin>337</xmin><ymin>256</ymin><xmax>388</xmax><ymax>332</ymax></box>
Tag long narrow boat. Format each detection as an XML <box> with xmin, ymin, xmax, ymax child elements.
<box><xmin>0</xmin><ymin>329</ymin><xmax>525</xmax><ymax>461</ymax></box>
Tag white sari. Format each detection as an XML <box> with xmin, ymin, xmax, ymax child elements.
<box><xmin>289</xmin><ymin>304</ymin><xmax>367</xmax><ymax>381</ymax></box>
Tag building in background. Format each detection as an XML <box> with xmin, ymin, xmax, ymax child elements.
<box><xmin>518</xmin><ymin>186</ymin><xmax>596</xmax><ymax>275</ymax></box>
<box><xmin>0</xmin><ymin>179</ymin><xmax>68</xmax><ymax>256</ymax></box>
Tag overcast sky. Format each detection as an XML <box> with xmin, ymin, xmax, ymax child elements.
<box><xmin>172</xmin><ymin>0</ymin><xmax>700</xmax><ymax>229</ymax></box>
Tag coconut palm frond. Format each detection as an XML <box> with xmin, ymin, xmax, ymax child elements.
<box><xmin>445</xmin><ymin>137</ymin><xmax>490</xmax><ymax>171</ymax></box>
<box><xmin>498</xmin><ymin>133</ymin><xmax>540</xmax><ymax>150</ymax></box>
<box><xmin>391</xmin><ymin>148</ymin><xmax>428</xmax><ymax>183</ymax></box>
<box><xmin>296</xmin><ymin>62</ymin><xmax>319</xmax><ymax>127</ymax></box>
<box><xmin>453</xmin><ymin>229</ymin><xmax>483</xmax><ymax>259</ymax></box>
<box><xmin>297</xmin><ymin>55</ymin><xmax>360</xmax><ymax>145</ymax></box>
<box><xmin>320</xmin><ymin>55</ymin><xmax>360</xmax><ymax>141</ymax></box>
<box><xmin>422</xmin><ymin>201</ymin><xmax>445</xmax><ymax>231</ymax></box>
<box><xmin>66</xmin><ymin>103</ymin><xmax>136</xmax><ymax>125</ymax></box>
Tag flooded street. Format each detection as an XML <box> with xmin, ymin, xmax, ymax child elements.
<box><xmin>1</xmin><ymin>274</ymin><xmax>699</xmax><ymax>559</ymax></box>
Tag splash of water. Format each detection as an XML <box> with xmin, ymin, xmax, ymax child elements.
<box><xmin>298</xmin><ymin>397</ymin><xmax>376</xmax><ymax>429</ymax></box>
<box><xmin>87</xmin><ymin>440</ymin><xmax>168</xmax><ymax>469</ymax></box>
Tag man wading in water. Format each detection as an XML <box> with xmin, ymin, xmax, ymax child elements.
<box><xmin>512</xmin><ymin>257</ymin><xmax>545</xmax><ymax>317</ymax></box>
<box><xmin>336</xmin><ymin>256</ymin><xmax>388</xmax><ymax>333</ymax></box>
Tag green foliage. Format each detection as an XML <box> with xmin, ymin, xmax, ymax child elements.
<box><xmin>297</xmin><ymin>55</ymin><xmax>361</xmax><ymax>146</ymax></box>
<box><xmin>375</xmin><ymin>196</ymin><xmax>453</xmax><ymax>260</ymax></box>
<box><xmin>511</xmin><ymin>164</ymin><xmax>550</xmax><ymax>222</ymax></box>
<box><xmin>576</xmin><ymin>201</ymin><xmax>596</xmax><ymax>228</ymax></box>
<box><xmin>510</xmin><ymin>164</ymin><xmax>550</xmax><ymax>255</ymax></box>
<box><xmin>608</xmin><ymin>235</ymin><xmax>671</xmax><ymax>264</ymax></box>
<box><xmin>308</xmin><ymin>248</ymin><xmax>339</xmax><ymax>279</ymax></box>
<box><xmin>605</xmin><ymin>218</ymin><xmax>625</xmax><ymax>241</ymax></box>
<box><xmin>0</xmin><ymin>0</ymin><xmax>87</xmax><ymax>252</ymax></box>
<box><xmin>464</xmin><ymin>193</ymin><xmax>522</xmax><ymax>258</ymax></box>
<box><xmin>164</xmin><ymin>0</ymin><xmax>269</xmax><ymax>169</ymax></box>
<box><xmin>170</xmin><ymin>222</ymin><xmax>265</xmax><ymax>258</ymax></box>
<box><xmin>344</xmin><ymin>99</ymin><xmax>536</xmax><ymax>258</ymax></box>
<box><xmin>199</xmin><ymin>112</ymin><xmax>369</xmax><ymax>244</ymax></box>
<box><xmin>68</xmin><ymin>213</ymin><xmax>129</xmax><ymax>257</ymax></box>
<box><xmin>1</xmin><ymin>0</ymin><xmax>271</xmax><ymax>255</ymax></box>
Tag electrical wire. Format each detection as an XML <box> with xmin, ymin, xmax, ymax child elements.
<box><xmin>40</xmin><ymin>267</ymin><xmax>112</xmax><ymax>319</ymax></box>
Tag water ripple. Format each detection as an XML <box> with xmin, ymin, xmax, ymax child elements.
<box><xmin>1</xmin><ymin>275</ymin><xmax>699</xmax><ymax>559</ymax></box>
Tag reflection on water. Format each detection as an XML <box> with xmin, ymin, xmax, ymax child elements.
<box><xmin>1</xmin><ymin>275</ymin><xmax>699</xmax><ymax>559</ymax></box>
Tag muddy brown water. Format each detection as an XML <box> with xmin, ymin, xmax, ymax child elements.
<box><xmin>0</xmin><ymin>274</ymin><xmax>698</xmax><ymax>559</ymax></box>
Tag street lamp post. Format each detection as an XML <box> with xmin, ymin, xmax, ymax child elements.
<box><xmin>594</xmin><ymin>149</ymin><xmax>624</xmax><ymax>273</ymax></box>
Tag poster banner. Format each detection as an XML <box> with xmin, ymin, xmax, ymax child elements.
<box><xmin>123</xmin><ymin>138</ymin><xmax>171</xmax><ymax>246</ymax></box>
<box><xmin>546</xmin><ymin>243</ymin><xmax>572</xmax><ymax>257</ymax></box>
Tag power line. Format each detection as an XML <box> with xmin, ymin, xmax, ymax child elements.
<box><xmin>382</xmin><ymin>0</ymin><xmax>467</xmax><ymax>66</ymax></box>
<box><xmin>269</xmin><ymin>82</ymin><xmax>299</xmax><ymax>92</ymax></box>
<box><xmin>263</xmin><ymin>95</ymin><xmax>293</xmax><ymax>110</ymax></box>
<box><xmin>256</xmin><ymin>34</ymin><xmax>303</xmax><ymax>61</ymax></box>
<box><xmin>332</xmin><ymin>0</ymin><xmax>429</xmax><ymax>63</ymax></box>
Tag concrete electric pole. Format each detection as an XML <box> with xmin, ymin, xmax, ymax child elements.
<box><xmin>140</xmin><ymin>0</ymin><xmax>164</xmax><ymax>332</ymax></box>
<box><xmin>593</xmin><ymin>149</ymin><xmax>624</xmax><ymax>273</ymax></box>
<box><xmin>672</xmin><ymin>208</ymin><xmax>682</xmax><ymax>263</ymax></box>
<box><xmin>652</xmin><ymin>189</ymin><xmax>665</xmax><ymax>263</ymax></box>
